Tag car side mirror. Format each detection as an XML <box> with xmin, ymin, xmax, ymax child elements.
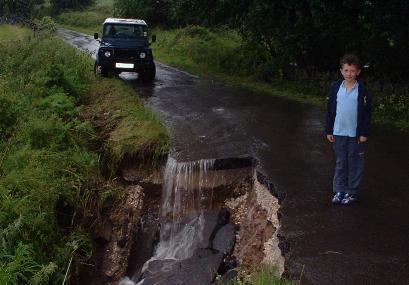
<box><xmin>94</xmin><ymin>33</ymin><xmax>99</xmax><ymax>40</ymax></box>
<box><xmin>152</xmin><ymin>35</ymin><xmax>156</xmax><ymax>43</ymax></box>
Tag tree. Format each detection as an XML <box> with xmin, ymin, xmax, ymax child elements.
<box><xmin>114</xmin><ymin>0</ymin><xmax>171</xmax><ymax>26</ymax></box>
<box><xmin>49</xmin><ymin>0</ymin><xmax>94</xmax><ymax>13</ymax></box>
<box><xmin>0</xmin><ymin>0</ymin><xmax>44</xmax><ymax>17</ymax></box>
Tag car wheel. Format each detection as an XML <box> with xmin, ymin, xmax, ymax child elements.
<box><xmin>139</xmin><ymin>62</ymin><xmax>156</xmax><ymax>82</ymax></box>
<box><xmin>94</xmin><ymin>62</ymin><xmax>108</xmax><ymax>77</ymax></box>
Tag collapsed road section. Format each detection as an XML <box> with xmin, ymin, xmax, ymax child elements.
<box><xmin>84</xmin><ymin>156</ymin><xmax>285</xmax><ymax>285</ymax></box>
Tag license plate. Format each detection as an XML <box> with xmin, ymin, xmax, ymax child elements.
<box><xmin>115</xmin><ymin>63</ymin><xmax>134</xmax><ymax>69</ymax></box>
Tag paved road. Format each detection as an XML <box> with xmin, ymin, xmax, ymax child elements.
<box><xmin>58</xmin><ymin>28</ymin><xmax>409</xmax><ymax>285</ymax></box>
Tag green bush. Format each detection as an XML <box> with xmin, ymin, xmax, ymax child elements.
<box><xmin>0</xmin><ymin>97</ymin><xmax>19</xmax><ymax>139</ymax></box>
<box><xmin>35</xmin><ymin>16</ymin><xmax>57</xmax><ymax>33</ymax></box>
<box><xmin>50</xmin><ymin>0</ymin><xmax>95</xmax><ymax>13</ymax></box>
<box><xmin>56</xmin><ymin>10</ymin><xmax>107</xmax><ymax>29</ymax></box>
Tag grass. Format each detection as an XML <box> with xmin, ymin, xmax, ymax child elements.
<box><xmin>86</xmin><ymin>77</ymin><xmax>169</xmax><ymax>167</ymax></box>
<box><xmin>0</xmin><ymin>24</ymin><xmax>32</xmax><ymax>43</ymax></box>
<box><xmin>219</xmin><ymin>265</ymin><xmax>293</xmax><ymax>285</ymax></box>
<box><xmin>152</xmin><ymin>27</ymin><xmax>326</xmax><ymax>107</ymax></box>
<box><xmin>55</xmin><ymin>0</ymin><xmax>113</xmax><ymax>34</ymax></box>
<box><xmin>56</xmin><ymin>10</ymin><xmax>108</xmax><ymax>35</ymax></box>
<box><xmin>0</xmin><ymin>25</ymin><xmax>168</xmax><ymax>284</ymax></box>
<box><xmin>0</xmin><ymin>32</ymin><xmax>99</xmax><ymax>284</ymax></box>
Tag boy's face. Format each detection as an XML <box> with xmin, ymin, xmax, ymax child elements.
<box><xmin>340</xmin><ymin>64</ymin><xmax>361</xmax><ymax>84</ymax></box>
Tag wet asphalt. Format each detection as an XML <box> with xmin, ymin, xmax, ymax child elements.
<box><xmin>58</xmin><ymin>28</ymin><xmax>409</xmax><ymax>285</ymax></box>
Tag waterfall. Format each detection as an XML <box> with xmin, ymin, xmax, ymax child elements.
<box><xmin>154</xmin><ymin>157</ymin><xmax>216</xmax><ymax>260</ymax></box>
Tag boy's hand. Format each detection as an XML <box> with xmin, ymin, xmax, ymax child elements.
<box><xmin>327</xmin><ymin>135</ymin><xmax>335</xmax><ymax>142</ymax></box>
<box><xmin>359</xmin><ymin>136</ymin><xmax>368</xmax><ymax>143</ymax></box>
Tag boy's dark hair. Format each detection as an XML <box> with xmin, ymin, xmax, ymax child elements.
<box><xmin>340</xmin><ymin>54</ymin><xmax>361</xmax><ymax>69</ymax></box>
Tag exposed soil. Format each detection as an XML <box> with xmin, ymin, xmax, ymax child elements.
<box><xmin>225</xmin><ymin>172</ymin><xmax>284</xmax><ymax>274</ymax></box>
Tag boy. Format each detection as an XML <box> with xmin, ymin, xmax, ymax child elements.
<box><xmin>325</xmin><ymin>54</ymin><xmax>372</xmax><ymax>205</ymax></box>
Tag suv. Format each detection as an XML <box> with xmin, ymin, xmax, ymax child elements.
<box><xmin>94</xmin><ymin>18</ymin><xmax>156</xmax><ymax>81</ymax></box>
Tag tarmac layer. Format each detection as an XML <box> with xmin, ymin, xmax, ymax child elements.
<box><xmin>58</xmin><ymin>28</ymin><xmax>409</xmax><ymax>285</ymax></box>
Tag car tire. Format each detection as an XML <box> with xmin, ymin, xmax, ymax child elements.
<box><xmin>94</xmin><ymin>62</ymin><xmax>108</xmax><ymax>77</ymax></box>
<box><xmin>139</xmin><ymin>62</ymin><xmax>156</xmax><ymax>82</ymax></box>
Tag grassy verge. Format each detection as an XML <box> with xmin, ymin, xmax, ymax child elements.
<box><xmin>0</xmin><ymin>24</ymin><xmax>32</xmax><ymax>42</ymax></box>
<box><xmin>55</xmin><ymin>1</ymin><xmax>112</xmax><ymax>35</ymax></box>
<box><xmin>0</xmin><ymin>27</ymin><xmax>167</xmax><ymax>284</ymax></box>
<box><xmin>86</xmin><ymin>77</ymin><xmax>169</xmax><ymax>168</ymax></box>
<box><xmin>152</xmin><ymin>26</ymin><xmax>327</xmax><ymax>107</ymax></box>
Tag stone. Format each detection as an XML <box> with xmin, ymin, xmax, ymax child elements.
<box><xmin>212</xmin><ymin>223</ymin><xmax>235</xmax><ymax>254</ymax></box>
<box><xmin>197</xmin><ymin>209</ymin><xmax>230</xmax><ymax>249</ymax></box>
<box><xmin>139</xmin><ymin>249</ymin><xmax>223</xmax><ymax>285</ymax></box>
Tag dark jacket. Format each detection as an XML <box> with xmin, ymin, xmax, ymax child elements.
<box><xmin>325</xmin><ymin>80</ymin><xmax>372</xmax><ymax>137</ymax></box>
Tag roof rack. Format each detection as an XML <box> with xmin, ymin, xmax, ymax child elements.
<box><xmin>103</xmin><ymin>18</ymin><xmax>147</xmax><ymax>25</ymax></box>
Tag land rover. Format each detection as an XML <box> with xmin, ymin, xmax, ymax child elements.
<box><xmin>94</xmin><ymin>18</ymin><xmax>156</xmax><ymax>81</ymax></box>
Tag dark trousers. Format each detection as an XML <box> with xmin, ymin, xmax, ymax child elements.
<box><xmin>332</xmin><ymin>136</ymin><xmax>365</xmax><ymax>195</ymax></box>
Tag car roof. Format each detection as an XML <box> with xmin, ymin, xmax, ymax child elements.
<box><xmin>103</xmin><ymin>18</ymin><xmax>147</xmax><ymax>26</ymax></box>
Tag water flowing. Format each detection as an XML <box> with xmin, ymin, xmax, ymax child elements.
<box><xmin>155</xmin><ymin>157</ymin><xmax>216</xmax><ymax>260</ymax></box>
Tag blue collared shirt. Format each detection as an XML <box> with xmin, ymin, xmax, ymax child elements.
<box><xmin>333</xmin><ymin>81</ymin><xmax>359</xmax><ymax>137</ymax></box>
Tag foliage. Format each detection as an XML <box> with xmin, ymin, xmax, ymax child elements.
<box><xmin>0</xmin><ymin>0</ymin><xmax>44</xmax><ymax>17</ymax></box>
<box><xmin>113</xmin><ymin>0</ymin><xmax>249</xmax><ymax>27</ymax></box>
<box><xmin>0</xmin><ymin>19</ymin><xmax>168</xmax><ymax>283</ymax></box>
<box><xmin>113</xmin><ymin>0</ymin><xmax>171</xmax><ymax>26</ymax></box>
<box><xmin>217</xmin><ymin>265</ymin><xmax>293</xmax><ymax>285</ymax></box>
<box><xmin>50</xmin><ymin>0</ymin><xmax>95</xmax><ymax>13</ymax></box>
<box><xmin>0</xmin><ymin>34</ymin><xmax>112</xmax><ymax>285</ymax></box>
<box><xmin>56</xmin><ymin>9</ymin><xmax>107</xmax><ymax>32</ymax></box>
<box><xmin>34</xmin><ymin>16</ymin><xmax>57</xmax><ymax>32</ymax></box>
<box><xmin>153</xmin><ymin>26</ymin><xmax>244</xmax><ymax>75</ymax></box>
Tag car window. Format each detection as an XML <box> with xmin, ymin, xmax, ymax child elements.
<box><xmin>103</xmin><ymin>24</ymin><xmax>147</xmax><ymax>38</ymax></box>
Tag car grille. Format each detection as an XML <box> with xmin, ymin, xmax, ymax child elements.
<box><xmin>114</xmin><ymin>49</ymin><xmax>138</xmax><ymax>60</ymax></box>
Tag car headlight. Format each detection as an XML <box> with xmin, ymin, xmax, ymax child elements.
<box><xmin>139</xmin><ymin>52</ymin><xmax>146</xmax><ymax>59</ymax></box>
<box><xmin>104</xmin><ymin>51</ymin><xmax>111</xmax><ymax>58</ymax></box>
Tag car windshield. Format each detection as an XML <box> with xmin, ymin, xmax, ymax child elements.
<box><xmin>103</xmin><ymin>24</ymin><xmax>147</xmax><ymax>39</ymax></box>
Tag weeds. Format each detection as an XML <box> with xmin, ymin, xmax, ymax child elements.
<box><xmin>217</xmin><ymin>265</ymin><xmax>293</xmax><ymax>285</ymax></box>
<box><xmin>0</xmin><ymin>27</ymin><xmax>168</xmax><ymax>283</ymax></box>
<box><xmin>0</xmin><ymin>24</ymin><xmax>31</xmax><ymax>43</ymax></box>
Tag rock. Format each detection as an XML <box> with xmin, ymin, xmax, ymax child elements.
<box><xmin>198</xmin><ymin>209</ymin><xmax>230</xmax><ymax>249</ymax></box>
<box><xmin>135</xmin><ymin>209</ymin><xmax>236</xmax><ymax>285</ymax></box>
<box><xmin>129</xmin><ymin>211</ymin><xmax>160</xmax><ymax>281</ymax></box>
<box><xmin>212</xmin><ymin>223</ymin><xmax>235</xmax><ymax>254</ymax></box>
<box><xmin>139</xmin><ymin>249</ymin><xmax>223</xmax><ymax>285</ymax></box>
